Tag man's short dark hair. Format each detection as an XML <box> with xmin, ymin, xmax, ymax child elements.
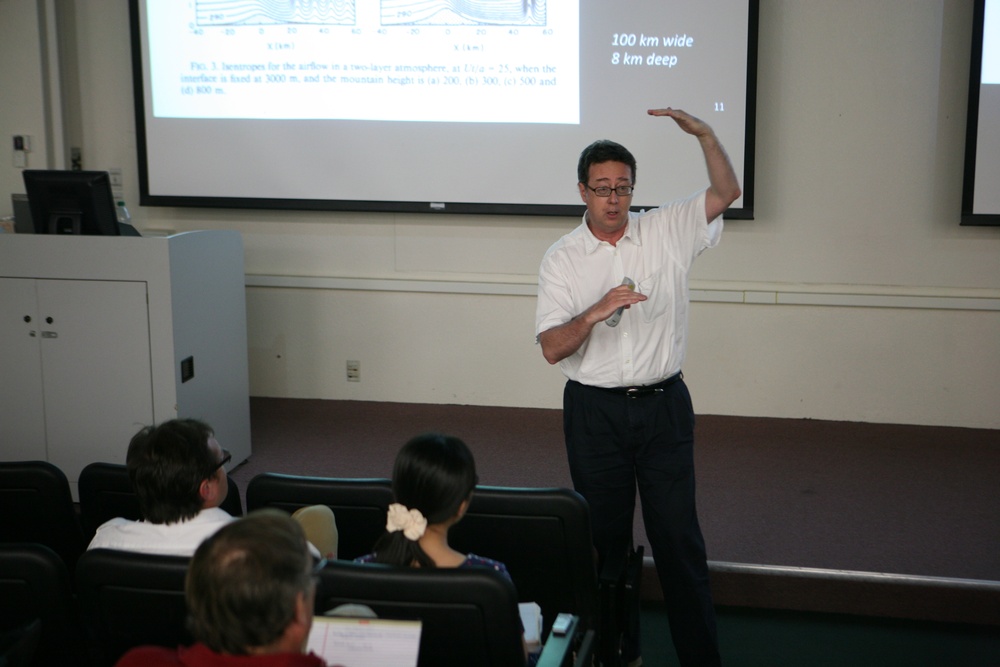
<box><xmin>126</xmin><ymin>419</ymin><xmax>218</xmax><ymax>524</ymax></box>
<box><xmin>577</xmin><ymin>139</ymin><xmax>638</xmax><ymax>185</ymax></box>
<box><xmin>186</xmin><ymin>510</ymin><xmax>312</xmax><ymax>655</ymax></box>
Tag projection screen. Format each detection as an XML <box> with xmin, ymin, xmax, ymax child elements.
<box><xmin>129</xmin><ymin>0</ymin><xmax>758</xmax><ymax>218</ymax></box>
<box><xmin>962</xmin><ymin>0</ymin><xmax>1000</xmax><ymax>225</ymax></box>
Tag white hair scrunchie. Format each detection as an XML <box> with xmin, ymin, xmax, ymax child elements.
<box><xmin>386</xmin><ymin>503</ymin><xmax>427</xmax><ymax>541</ymax></box>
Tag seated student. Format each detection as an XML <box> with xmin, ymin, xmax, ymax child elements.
<box><xmin>89</xmin><ymin>418</ymin><xmax>338</xmax><ymax>559</ymax></box>
<box><xmin>355</xmin><ymin>433</ymin><xmax>535</xmax><ymax>663</ymax></box>
<box><xmin>354</xmin><ymin>432</ymin><xmax>506</xmax><ymax>576</ymax></box>
<box><xmin>88</xmin><ymin>419</ymin><xmax>235</xmax><ymax>556</ymax></box>
<box><xmin>115</xmin><ymin>510</ymin><xmax>342</xmax><ymax>667</ymax></box>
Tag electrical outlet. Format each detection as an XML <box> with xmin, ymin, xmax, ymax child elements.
<box><xmin>346</xmin><ymin>360</ymin><xmax>360</xmax><ymax>382</ymax></box>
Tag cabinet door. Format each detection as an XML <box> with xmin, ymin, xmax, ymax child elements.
<box><xmin>36</xmin><ymin>279</ymin><xmax>155</xmax><ymax>487</ymax></box>
<box><xmin>0</xmin><ymin>278</ymin><xmax>46</xmax><ymax>460</ymax></box>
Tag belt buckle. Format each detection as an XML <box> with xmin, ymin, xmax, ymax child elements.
<box><xmin>625</xmin><ymin>386</ymin><xmax>663</xmax><ymax>398</ymax></box>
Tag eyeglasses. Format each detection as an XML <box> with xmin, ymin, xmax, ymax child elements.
<box><xmin>586</xmin><ymin>184</ymin><xmax>634</xmax><ymax>197</ymax></box>
<box><xmin>211</xmin><ymin>448</ymin><xmax>232</xmax><ymax>475</ymax></box>
<box><xmin>310</xmin><ymin>556</ymin><xmax>327</xmax><ymax>588</ymax></box>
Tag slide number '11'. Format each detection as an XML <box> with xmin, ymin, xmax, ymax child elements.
<box><xmin>714</xmin><ymin>102</ymin><xmax>725</xmax><ymax>111</ymax></box>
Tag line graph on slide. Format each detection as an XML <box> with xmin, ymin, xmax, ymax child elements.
<box><xmin>195</xmin><ymin>0</ymin><xmax>357</xmax><ymax>26</ymax></box>
<box><xmin>381</xmin><ymin>0</ymin><xmax>546</xmax><ymax>26</ymax></box>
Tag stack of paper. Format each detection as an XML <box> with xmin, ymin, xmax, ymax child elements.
<box><xmin>307</xmin><ymin>616</ymin><xmax>421</xmax><ymax>667</ymax></box>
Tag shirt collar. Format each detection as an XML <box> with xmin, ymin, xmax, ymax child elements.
<box><xmin>580</xmin><ymin>210</ymin><xmax>640</xmax><ymax>253</ymax></box>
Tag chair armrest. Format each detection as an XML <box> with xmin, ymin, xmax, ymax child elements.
<box><xmin>535</xmin><ymin>614</ymin><xmax>588</xmax><ymax>667</ymax></box>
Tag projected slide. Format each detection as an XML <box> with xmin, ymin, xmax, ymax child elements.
<box><xmin>153</xmin><ymin>0</ymin><xmax>575</xmax><ymax>123</ymax></box>
<box><xmin>984</xmin><ymin>0</ymin><xmax>999</xmax><ymax>84</ymax></box>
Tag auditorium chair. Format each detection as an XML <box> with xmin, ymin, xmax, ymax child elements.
<box><xmin>78</xmin><ymin>461</ymin><xmax>244</xmax><ymax>542</ymax></box>
<box><xmin>449</xmin><ymin>485</ymin><xmax>641</xmax><ymax>667</ymax></box>
<box><xmin>245</xmin><ymin>473</ymin><xmax>393</xmax><ymax>560</ymax></box>
<box><xmin>0</xmin><ymin>461</ymin><xmax>87</xmax><ymax>571</ymax></box>
<box><xmin>75</xmin><ymin>548</ymin><xmax>191</xmax><ymax>667</ymax></box>
<box><xmin>314</xmin><ymin>559</ymin><xmax>586</xmax><ymax>667</ymax></box>
<box><xmin>450</xmin><ymin>486</ymin><xmax>598</xmax><ymax>636</ymax></box>
<box><xmin>0</xmin><ymin>543</ymin><xmax>87</xmax><ymax>666</ymax></box>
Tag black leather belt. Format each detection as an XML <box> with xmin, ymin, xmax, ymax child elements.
<box><xmin>584</xmin><ymin>371</ymin><xmax>684</xmax><ymax>398</ymax></box>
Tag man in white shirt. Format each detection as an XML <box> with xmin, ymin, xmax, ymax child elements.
<box><xmin>88</xmin><ymin>419</ymin><xmax>235</xmax><ymax>556</ymax></box>
<box><xmin>535</xmin><ymin>108</ymin><xmax>741</xmax><ymax>667</ymax></box>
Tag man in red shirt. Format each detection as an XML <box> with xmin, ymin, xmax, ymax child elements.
<box><xmin>116</xmin><ymin>511</ymin><xmax>339</xmax><ymax>667</ymax></box>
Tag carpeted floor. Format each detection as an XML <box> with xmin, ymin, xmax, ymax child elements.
<box><xmin>234</xmin><ymin>398</ymin><xmax>1000</xmax><ymax>582</ymax></box>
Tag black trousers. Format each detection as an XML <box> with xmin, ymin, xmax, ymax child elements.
<box><xmin>563</xmin><ymin>378</ymin><xmax>721</xmax><ymax>667</ymax></box>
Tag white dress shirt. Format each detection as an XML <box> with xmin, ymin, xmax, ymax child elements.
<box><xmin>87</xmin><ymin>507</ymin><xmax>234</xmax><ymax>557</ymax></box>
<box><xmin>536</xmin><ymin>190</ymin><xmax>721</xmax><ymax>388</ymax></box>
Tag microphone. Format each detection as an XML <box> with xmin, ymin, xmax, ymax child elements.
<box><xmin>605</xmin><ymin>277</ymin><xmax>636</xmax><ymax>327</ymax></box>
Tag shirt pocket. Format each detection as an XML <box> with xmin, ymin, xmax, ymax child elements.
<box><xmin>635</xmin><ymin>268</ymin><xmax>672</xmax><ymax>323</ymax></box>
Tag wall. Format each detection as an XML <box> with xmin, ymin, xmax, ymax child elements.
<box><xmin>1</xmin><ymin>0</ymin><xmax>998</xmax><ymax>428</ymax></box>
<box><xmin>0</xmin><ymin>0</ymin><xmax>47</xmax><ymax>201</ymax></box>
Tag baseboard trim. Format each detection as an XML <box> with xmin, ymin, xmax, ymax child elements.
<box><xmin>640</xmin><ymin>558</ymin><xmax>1000</xmax><ymax>626</ymax></box>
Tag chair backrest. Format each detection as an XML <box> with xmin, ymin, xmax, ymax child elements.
<box><xmin>246</xmin><ymin>473</ymin><xmax>393</xmax><ymax>560</ymax></box>
<box><xmin>78</xmin><ymin>462</ymin><xmax>243</xmax><ymax>541</ymax></box>
<box><xmin>77</xmin><ymin>462</ymin><xmax>139</xmax><ymax>541</ymax></box>
<box><xmin>75</xmin><ymin>548</ymin><xmax>191</xmax><ymax>667</ymax></box>
<box><xmin>449</xmin><ymin>486</ymin><xmax>599</xmax><ymax>640</ymax></box>
<box><xmin>0</xmin><ymin>543</ymin><xmax>87</xmax><ymax>667</ymax></box>
<box><xmin>0</xmin><ymin>461</ymin><xmax>87</xmax><ymax>570</ymax></box>
<box><xmin>314</xmin><ymin>560</ymin><xmax>527</xmax><ymax>667</ymax></box>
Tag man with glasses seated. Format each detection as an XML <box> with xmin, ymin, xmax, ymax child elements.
<box><xmin>88</xmin><ymin>418</ymin><xmax>240</xmax><ymax>556</ymax></box>
<box><xmin>89</xmin><ymin>419</ymin><xmax>338</xmax><ymax>558</ymax></box>
<box><xmin>535</xmin><ymin>108</ymin><xmax>741</xmax><ymax>667</ymax></box>
<box><xmin>115</xmin><ymin>510</ymin><xmax>342</xmax><ymax>667</ymax></box>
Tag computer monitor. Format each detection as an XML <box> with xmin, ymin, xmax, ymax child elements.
<box><xmin>22</xmin><ymin>170</ymin><xmax>120</xmax><ymax>236</ymax></box>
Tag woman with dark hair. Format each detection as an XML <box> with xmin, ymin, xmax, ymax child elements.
<box><xmin>355</xmin><ymin>433</ymin><xmax>539</xmax><ymax>663</ymax></box>
<box><xmin>355</xmin><ymin>432</ymin><xmax>509</xmax><ymax>577</ymax></box>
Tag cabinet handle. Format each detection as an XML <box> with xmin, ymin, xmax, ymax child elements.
<box><xmin>24</xmin><ymin>315</ymin><xmax>32</xmax><ymax>323</ymax></box>
<box><xmin>41</xmin><ymin>331</ymin><xmax>58</xmax><ymax>339</ymax></box>
<box><xmin>46</xmin><ymin>317</ymin><xmax>54</xmax><ymax>324</ymax></box>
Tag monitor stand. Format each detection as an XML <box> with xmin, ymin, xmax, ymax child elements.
<box><xmin>49</xmin><ymin>212</ymin><xmax>82</xmax><ymax>234</ymax></box>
